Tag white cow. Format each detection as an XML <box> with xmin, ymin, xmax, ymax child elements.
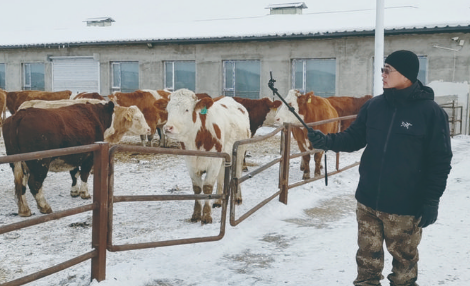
<box><xmin>163</xmin><ymin>89</ymin><xmax>251</xmax><ymax>224</ymax></box>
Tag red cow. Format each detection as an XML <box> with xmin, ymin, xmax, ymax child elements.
<box><xmin>6</xmin><ymin>90</ymin><xmax>72</xmax><ymax>114</ymax></box>
<box><xmin>232</xmin><ymin>97</ymin><xmax>282</xmax><ymax>137</ymax></box>
<box><xmin>109</xmin><ymin>90</ymin><xmax>168</xmax><ymax>146</ymax></box>
<box><xmin>2</xmin><ymin>101</ymin><xmax>151</xmax><ymax>217</ymax></box>
<box><xmin>327</xmin><ymin>95</ymin><xmax>373</xmax><ymax>131</ymax></box>
<box><xmin>274</xmin><ymin>90</ymin><xmax>339</xmax><ymax>179</ymax></box>
<box><xmin>0</xmin><ymin>89</ymin><xmax>6</xmax><ymax>128</ymax></box>
<box><xmin>74</xmin><ymin>92</ymin><xmax>106</xmax><ymax>100</ymax></box>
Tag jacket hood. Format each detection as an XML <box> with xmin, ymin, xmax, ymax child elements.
<box><xmin>383</xmin><ymin>80</ymin><xmax>434</xmax><ymax>106</ymax></box>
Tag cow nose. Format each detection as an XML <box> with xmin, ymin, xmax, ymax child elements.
<box><xmin>164</xmin><ymin>125</ymin><xmax>173</xmax><ymax>133</ymax></box>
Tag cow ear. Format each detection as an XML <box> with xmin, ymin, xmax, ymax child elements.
<box><xmin>195</xmin><ymin>97</ymin><xmax>214</xmax><ymax>114</ymax></box>
<box><xmin>271</xmin><ymin>100</ymin><xmax>282</xmax><ymax>109</ymax></box>
<box><xmin>125</xmin><ymin>110</ymin><xmax>133</xmax><ymax>121</ymax></box>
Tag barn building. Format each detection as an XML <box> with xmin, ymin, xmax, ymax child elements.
<box><xmin>0</xmin><ymin>2</ymin><xmax>469</xmax><ymax>133</ymax></box>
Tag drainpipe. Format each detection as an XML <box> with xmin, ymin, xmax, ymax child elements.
<box><xmin>373</xmin><ymin>0</ymin><xmax>385</xmax><ymax>96</ymax></box>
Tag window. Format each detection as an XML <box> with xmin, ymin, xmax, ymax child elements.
<box><xmin>23</xmin><ymin>63</ymin><xmax>45</xmax><ymax>90</ymax></box>
<box><xmin>0</xmin><ymin>63</ymin><xmax>5</xmax><ymax>90</ymax></box>
<box><xmin>292</xmin><ymin>59</ymin><xmax>336</xmax><ymax>97</ymax></box>
<box><xmin>223</xmin><ymin>60</ymin><xmax>260</xmax><ymax>99</ymax></box>
<box><xmin>417</xmin><ymin>56</ymin><xmax>427</xmax><ymax>84</ymax></box>
<box><xmin>164</xmin><ymin>61</ymin><xmax>196</xmax><ymax>92</ymax></box>
<box><xmin>111</xmin><ymin>62</ymin><xmax>139</xmax><ymax>93</ymax></box>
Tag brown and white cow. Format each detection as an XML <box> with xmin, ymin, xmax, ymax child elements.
<box><xmin>6</xmin><ymin>90</ymin><xmax>72</xmax><ymax>114</ymax></box>
<box><xmin>2</xmin><ymin>101</ymin><xmax>151</xmax><ymax>217</ymax></box>
<box><xmin>274</xmin><ymin>90</ymin><xmax>339</xmax><ymax>179</ymax></box>
<box><xmin>109</xmin><ymin>90</ymin><xmax>169</xmax><ymax>146</ymax></box>
<box><xmin>163</xmin><ymin>89</ymin><xmax>251</xmax><ymax>224</ymax></box>
<box><xmin>327</xmin><ymin>95</ymin><xmax>372</xmax><ymax>132</ymax></box>
<box><xmin>73</xmin><ymin>92</ymin><xmax>106</xmax><ymax>100</ymax></box>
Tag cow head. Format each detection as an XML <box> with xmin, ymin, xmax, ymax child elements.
<box><xmin>104</xmin><ymin>105</ymin><xmax>151</xmax><ymax>143</ymax></box>
<box><xmin>274</xmin><ymin>89</ymin><xmax>305</xmax><ymax>126</ymax></box>
<box><xmin>164</xmin><ymin>89</ymin><xmax>213</xmax><ymax>141</ymax></box>
<box><xmin>262</xmin><ymin>98</ymin><xmax>283</xmax><ymax>127</ymax></box>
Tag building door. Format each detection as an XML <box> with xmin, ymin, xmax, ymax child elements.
<box><xmin>52</xmin><ymin>57</ymin><xmax>100</xmax><ymax>95</ymax></box>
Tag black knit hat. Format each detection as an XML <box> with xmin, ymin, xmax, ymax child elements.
<box><xmin>385</xmin><ymin>50</ymin><xmax>419</xmax><ymax>83</ymax></box>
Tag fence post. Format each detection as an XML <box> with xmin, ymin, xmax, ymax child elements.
<box><xmin>91</xmin><ymin>142</ymin><xmax>109</xmax><ymax>282</ymax></box>
<box><xmin>279</xmin><ymin>123</ymin><xmax>291</xmax><ymax>204</ymax></box>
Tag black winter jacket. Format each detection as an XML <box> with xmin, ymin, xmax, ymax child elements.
<box><xmin>326</xmin><ymin>80</ymin><xmax>453</xmax><ymax>215</ymax></box>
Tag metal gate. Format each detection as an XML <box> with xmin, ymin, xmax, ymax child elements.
<box><xmin>0</xmin><ymin>116</ymin><xmax>361</xmax><ymax>285</ymax></box>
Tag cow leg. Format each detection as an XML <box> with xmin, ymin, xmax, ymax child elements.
<box><xmin>70</xmin><ymin>168</ymin><xmax>80</xmax><ymax>197</ymax></box>
<box><xmin>301</xmin><ymin>154</ymin><xmax>311</xmax><ymax>180</ymax></box>
<box><xmin>26</xmin><ymin>162</ymin><xmax>52</xmax><ymax>215</ymax></box>
<box><xmin>314</xmin><ymin>151</ymin><xmax>323</xmax><ymax>177</ymax></box>
<box><xmin>12</xmin><ymin>162</ymin><xmax>32</xmax><ymax>217</ymax></box>
<box><xmin>156</xmin><ymin>128</ymin><xmax>163</xmax><ymax>147</ymax></box>
<box><xmin>78</xmin><ymin>159</ymin><xmax>93</xmax><ymax>199</ymax></box>
<box><xmin>147</xmin><ymin>134</ymin><xmax>154</xmax><ymax>147</ymax></box>
<box><xmin>234</xmin><ymin>146</ymin><xmax>245</xmax><ymax>205</ymax></box>
<box><xmin>140</xmin><ymin>135</ymin><xmax>147</xmax><ymax>147</ymax></box>
<box><xmin>242</xmin><ymin>150</ymin><xmax>249</xmax><ymax>172</ymax></box>
<box><xmin>202</xmin><ymin>185</ymin><xmax>214</xmax><ymax>224</ymax></box>
<box><xmin>191</xmin><ymin>185</ymin><xmax>202</xmax><ymax>222</ymax></box>
<box><xmin>213</xmin><ymin>166</ymin><xmax>225</xmax><ymax>208</ymax></box>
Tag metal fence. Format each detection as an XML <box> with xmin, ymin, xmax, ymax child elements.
<box><xmin>0</xmin><ymin>116</ymin><xmax>360</xmax><ymax>285</ymax></box>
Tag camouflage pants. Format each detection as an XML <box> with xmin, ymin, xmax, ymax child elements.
<box><xmin>353</xmin><ymin>202</ymin><xmax>422</xmax><ymax>286</ymax></box>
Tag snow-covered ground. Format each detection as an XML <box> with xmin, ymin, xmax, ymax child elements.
<box><xmin>0</xmin><ymin>129</ymin><xmax>469</xmax><ymax>286</ymax></box>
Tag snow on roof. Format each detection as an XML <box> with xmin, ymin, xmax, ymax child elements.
<box><xmin>0</xmin><ymin>3</ymin><xmax>469</xmax><ymax>48</ymax></box>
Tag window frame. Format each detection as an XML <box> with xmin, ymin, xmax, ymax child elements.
<box><xmin>291</xmin><ymin>58</ymin><xmax>337</xmax><ymax>97</ymax></box>
<box><xmin>0</xmin><ymin>63</ymin><xmax>5</xmax><ymax>90</ymax></box>
<box><xmin>222</xmin><ymin>60</ymin><xmax>261</xmax><ymax>99</ymax></box>
<box><xmin>111</xmin><ymin>61</ymin><xmax>139</xmax><ymax>93</ymax></box>
<box><xmin>23</xmin><ymin>62</ymin><xmax>45</xmax><ymax>91</ymax></box>
<box><xmin>163</xmin><ymin>60</ymin><xmax>196</xmax><ymax>92</ymax></box>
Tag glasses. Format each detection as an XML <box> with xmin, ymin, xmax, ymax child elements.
<box><xmin>381</xmin><ymin>67</ymin><xmax>398</xmax><ymax>75</ymax></box>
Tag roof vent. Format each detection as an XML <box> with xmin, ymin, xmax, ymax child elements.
<box><xmin>266</xmin><ymin>2</ymin><xmax>308</xmax><ymax>15</ymax></box>
<box><xmin>85</xmin><ymin>17</ymin><xmax>115</xmax><ymax>27</ymax></box>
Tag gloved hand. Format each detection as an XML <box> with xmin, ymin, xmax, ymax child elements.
<box><xmin>307</xmin><ymin>128</ymin><xmax>328</xmax><ymax>150</ymax></box>
<box><xmin>417</xmin><ymin>202</ymin><xmax>439</xmax><ymax>228</ymax></box>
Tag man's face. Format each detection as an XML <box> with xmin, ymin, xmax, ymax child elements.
<box><xmin>382</xmin><ymin>64</ymin><xmax>412</xmax><ymax>90</ymax></box>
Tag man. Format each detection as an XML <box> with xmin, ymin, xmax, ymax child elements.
<box><xmin>308</xmin><ymin>50</ymin><xmax>453</xmax><ymax>286</ymax></box>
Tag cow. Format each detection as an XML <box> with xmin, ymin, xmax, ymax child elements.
<box><xmin>0</xmin><ymin>88</ymin><xmax>6</xmax><ymax>128</ymax></box>
<box><xmin>16</xmin><ymin>98</ymin><xmax>150</xmax><ymax>142</ymax></box>
<box><xmin>109</xmin><ymin>90</ymin><xmax>169</xmax><ymax>147</ymax></box>
<box><xmin>274</xmin><ymin>90</ymin><xmax>339</xmax><ymax>179</ymax></box>
<box><xmin>232</xmin><ymin>97</ymin><xmax>282</xmax><ymax>137</ymax></box>
<box><xmin>2</xmin><ymin>101</ymin><xmax>151</xmax><ymax>217</ymax></box>
<box><xmin>5</xmin><ymin>90</ymin><xmax>72</xmax><ymax>114</ymax></box>
<box><xmin>73</xmin><ymin>92</ymin><xmax>106</xmax><ymax>100</ymax></box>
<box><xmin>18</xmin><ymin>98</ymin><xmax>106</xmax><ymax>110</ymax></box>
<box><xmin>163</xmin><ymin>89</ymin><xmax>251</xmax><ymax>224</ymax></box>
<box><xmin>327</xmin><ymin>95</ymin><xmax>373</xmax><ymax>131</ymax></box>
<box><xmin>230</xmin><ymin>96</ymin><xmax>282</xmax><ymax>171</ymax></box>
